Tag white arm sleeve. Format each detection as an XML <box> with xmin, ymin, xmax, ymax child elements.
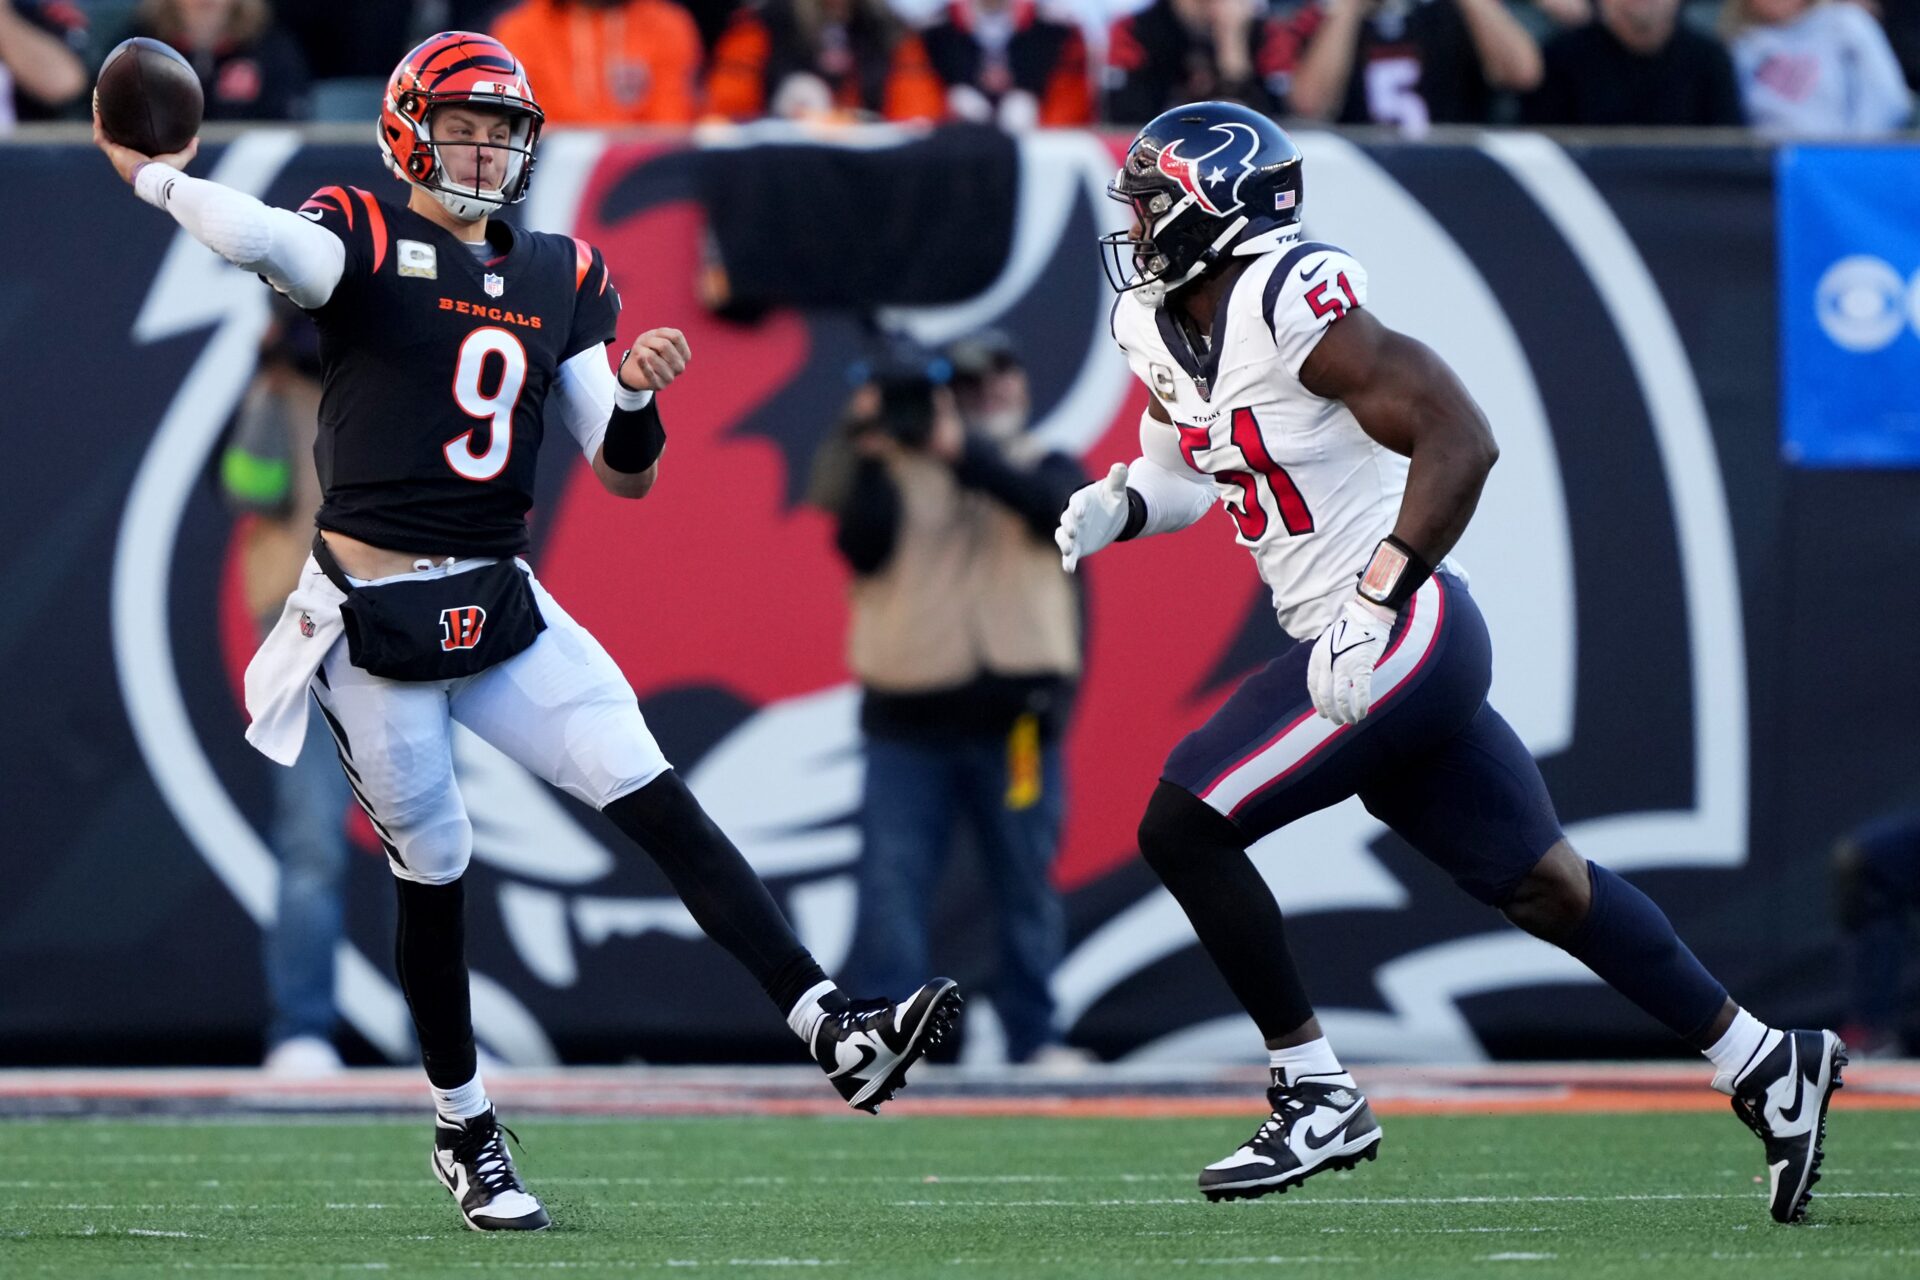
<box><xmin>1129</xmin><ymin>409</ymin><xmax>1216</xmax><ymax>537</ymax></box>
<box><xmin>133</xmin><ymin>163</ymin><xmax>346</xmax><ymax>309</ymax></box>
<box><xmin>550</xmin><ymin>346</ymin><xmax>655</xmax><ymax>463</ymax></box>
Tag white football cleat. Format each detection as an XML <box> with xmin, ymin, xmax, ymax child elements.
<box><xmin>431</xmin><ymin>1107</ymin><xmax>550</xmax><ymax>1232</ymax></box>
<box><xmin>1200</xmin><ymin>1071</ymin><xmax>1382</xmax><ymax>1202</ymax></box>
<box><xmin>1718</xmin><ymin>1028</ymin><xmax>1847</xmax><ymax>1223</ymax></box>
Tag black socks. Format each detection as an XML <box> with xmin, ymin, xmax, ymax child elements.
<box><xmin>603</xmin><ymin>770</ymin><xmax>831</xmax><ymax>1014</ymax></box>
<box><xmin>394</xmin><ymin>876</ymin><xmax>477</xmax><ymax>1090</ymax></box>
<box><xmin>1137</xmin><ymin>780</ymin><xmax>1317</xmax><ymax>1041</ymax></box>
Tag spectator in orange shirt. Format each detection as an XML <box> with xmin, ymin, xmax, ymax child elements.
<box><xmin>492</xmin><ymin>0</ymin><xmax>703</xmax><ymax>124</ymax></box>
<box><xmin>706</xmin><ymin>0</ymin><xmax>944</xmax><ymax>121</ymax></box>
<box><xmin>920</xmin><ymin>0</ymin><xmax>1093</xmax><ymax>128</ymax></box>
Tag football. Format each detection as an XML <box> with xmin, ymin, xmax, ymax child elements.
<box><xmin>94</xmin><ymin>37</ymin><xmax>203</xmax><ymax>157</ymax></box>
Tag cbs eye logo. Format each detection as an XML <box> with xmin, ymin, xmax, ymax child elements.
<box><xmin>1816</xmin><ymin>255</ymin><xmax>1920</xmax><ymax>354</ymax></box>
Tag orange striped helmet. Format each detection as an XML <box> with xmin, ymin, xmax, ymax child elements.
<box><xmin>379</xmin><ymin>32</ymin><xmax>544</xmax><ymax>223</ymax></box>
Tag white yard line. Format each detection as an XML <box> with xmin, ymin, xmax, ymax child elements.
<box><xmin>889</xmin><ymin>1191</ymin><xmax>1917</xmax><ymax>1208</ymax></box>
<box><xmin>11</xmin><ymin>1167</ymin><xmax>1808</xmax><ymax>1190</ymax></box>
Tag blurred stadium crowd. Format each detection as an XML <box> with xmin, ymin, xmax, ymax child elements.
<box><xmin>2</xmin><ymin>0</ymin><xmax>1916</xmax><ymax>135</ymax></box>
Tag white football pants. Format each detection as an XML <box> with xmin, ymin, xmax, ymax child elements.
<box><xmin>307</xmin><ymin>564</ymin><xmax>669</xmax><ymax>885</ymax></box>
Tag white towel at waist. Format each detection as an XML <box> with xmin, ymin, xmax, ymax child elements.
<box><xmin>243</xmin><ymin>555</ymin><xmax>347</xmax><ymax>765</ymax></box>
<box><xmin>243</xmin><ymin>551</ymin><xmax>520</xmax><ymax>764</ymax></box>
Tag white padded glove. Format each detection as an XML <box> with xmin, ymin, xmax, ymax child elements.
<box><xmin>1056</xmin><ymin>463</ymin><xmax>1131</xmax><ymax>573</ymax></box>
<box><xmin>1307</xmin><ymin>596</ymin><xmax>1399</xmax><ymax>725</ymax></box>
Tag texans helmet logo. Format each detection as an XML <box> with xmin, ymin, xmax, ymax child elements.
<box><xmin>1154</xmin><ymin>122</ymin><xmax>1263</xmax><ymax>218</ymax></box>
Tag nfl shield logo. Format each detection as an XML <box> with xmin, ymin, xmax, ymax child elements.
<box><xmin>483</xmin><ymin>273</ymin><xmax>505</xmax><ymax>298</ymax></box>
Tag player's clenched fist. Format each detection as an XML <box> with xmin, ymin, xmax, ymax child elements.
<box><xmin>618</xmin><ymin>328</ymin><xmax>692</xmax><ymax>393</ymax></box>
<box><xmin>1306</xmin><ymin>596</ymin><xmax>1397</xmax><ymax>724</ymax></box>
<box><xmin>1056</xmin><ymin>463</ymin><xmax>1132</xmax><ymax>573</ymax></box>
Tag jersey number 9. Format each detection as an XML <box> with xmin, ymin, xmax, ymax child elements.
<box><xmin>446</xmin><ymin>327</ymin><xmax>528</xmax><ymax>482</ymax></box>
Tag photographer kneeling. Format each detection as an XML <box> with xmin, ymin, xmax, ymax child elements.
<box><xmin>811</xmin><ymin>334</ymin><xmax>1090</xmax><ymax>1066</ymax></box>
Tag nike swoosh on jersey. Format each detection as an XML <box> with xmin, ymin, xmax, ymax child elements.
<box><xmin>1299</xmin><ymin>1103</ymin><xmax>1364</xmax><ymax>1152</ymax></box>
<box><xmin>1298</xmin><ymin>259</ymin><xmax>1327</xmax><ymax>282</ymax></box>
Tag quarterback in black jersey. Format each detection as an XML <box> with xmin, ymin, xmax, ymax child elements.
<box><xmin>98</xmin><ymin>31</ymin><xmax>960</xmax><ymax>1234</ymax></box>
<box><xmin>297</xmin><ymin>174</ymin><xmax>628</xmax><ymax>556</ymax></box>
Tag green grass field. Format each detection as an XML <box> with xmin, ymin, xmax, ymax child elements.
<box><xmin>4</xmin><ymin>1111</ymin><xmax>1919</xmax><ymax>1278</ymax></box>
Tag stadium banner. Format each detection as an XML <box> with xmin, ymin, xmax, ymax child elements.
<box><xmin>4</xmin><ymin>129</ymin><xmax>1916</xmax><ymax>1068</ymax></box>
<box><xmin>1778</xmin><ymin>144</ymin><xmax>1920</xmax><ymax>467</ymax></box>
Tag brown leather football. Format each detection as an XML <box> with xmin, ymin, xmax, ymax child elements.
<box><xmin>94</xmin><ymin>38</ymin><xmax>204</xmax><ymax>158</ymax></box>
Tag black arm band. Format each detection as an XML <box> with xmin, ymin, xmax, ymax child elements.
<box><xmin>1356</xmin><ymin>534</ymin><xmax>1434</xmax><ymax>611</ymax></box>
<box><xmin>602</xmin><ymin>398</ymin><xmax>665</xmax><ymax>474</ymax></box>
<box><xmin>1116</xmin><ymin>489</ymin><xmax>1148</xmax><ymax>542</ymax></box>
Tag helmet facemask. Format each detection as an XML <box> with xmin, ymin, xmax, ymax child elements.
<box><xmin>1099</xmin><ymin>145</ymin><xmax>1251</xmax><ymax>310</ymax></box>
<box><xmin>1099</xmin><ymin>185</ymin><xmax>1248</xmax><ymax>310</ymax></box>
<box><xmin>415</xmin><ymin>104</ymin><xmax>539</xmax><ymax>222</ymax></box>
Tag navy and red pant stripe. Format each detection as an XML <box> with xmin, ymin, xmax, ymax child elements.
<box><xmin>1162</xmin><ymin>572</ymin><xmax>1564</xmax><ymax>905</ymax></box>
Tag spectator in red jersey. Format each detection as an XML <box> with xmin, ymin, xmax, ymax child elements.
<box><xmin>706</xmin><ymin>0</ymin><xmax>945</xmax><ymax>120</ymax></box>
<box><xmin>1522</xmin><ymin>0</ymin><xmax>1745</xmax><ymax>124</ymax></box>
<box><xmin>1103</xmin><ymin>0</ymin><xmax>1292</xmax><ymax>124</ymax></box>
<box><xmin>0</xmin><ymin>0</ymin><xmax>87</xmax><ymax>129</ymax></box>
<box><xmin>918</xmin><ymin>0</ymin><xmax>1094</xmax><ymax>128</ymax></box>
<box><xmin>1279</xmin><ymin>0</ymin><xmax>1544</xmax><ymax>132</ymax></box>
<box><xmin>126</xmin><ymin>0</ymin><xmax>310</xmax><ymax>121</ymax></box>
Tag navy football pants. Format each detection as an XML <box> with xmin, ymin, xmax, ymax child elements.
<box><xmin>1163</xmin><ymin>572</ymin><xmax>1563</xmax><ymax>906</ymax></box>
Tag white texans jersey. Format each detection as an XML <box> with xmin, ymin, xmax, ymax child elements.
<box><xmin>1112</xmin><ymin>236</ymin><xmax>1418</xmax><ymax>641</ymax></box>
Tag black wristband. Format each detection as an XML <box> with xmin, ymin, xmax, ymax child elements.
<box><xmin>1116</xmin><ymin>488</ymin><xmax>1148</xmax><ymax>542</ymax></box>
<box><xmin>1356</xmin><ymin>534</ymin><xmax>1434</xmax><ymax>611</ymax></box>
<box><xmin>603</xmin><ymin>397</ymin><xmax>665</xmax><ymax>474</ymax></box>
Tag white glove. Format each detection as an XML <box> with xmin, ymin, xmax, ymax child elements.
<box><xmin>1056</xmin><ymin>463</ymin><xmax>1132</xmax><ymax>572</ymax></box>
<box><xmin>1307</xmin><ymin>595</ymin><xmax>1398</xmax><ymax>725</ymax></box>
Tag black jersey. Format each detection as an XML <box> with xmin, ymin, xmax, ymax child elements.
<box><xmin>296</xmin><ymin>185</ymin><xmax>621</xmax><ymax>557</ymax></box>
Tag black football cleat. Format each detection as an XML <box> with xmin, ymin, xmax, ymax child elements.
<box><xmin>811</xmin><ymin>977</ymin><xmax>961</xmax><ymax>1113</ymax></box>
<box><xmin>1720</xmin><ymin>1028</ymin><xmax>1847</xmax><ymax>1224</ymax></box>
<box><xmin>431</xmin><ymin>1107</ymin><xmax>551</xmax><ymax>1232</ymax></box>
<box><xmin>1200</xmin><ymin>1071</ymin><xmax>1382</xmax><ymax>1202</ymax></box>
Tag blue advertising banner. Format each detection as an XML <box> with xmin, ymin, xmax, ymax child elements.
<box><xmin>1779</xmin><ymin>145</ymin><xmax>1920</xmax><ymax>467</ymax></box>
